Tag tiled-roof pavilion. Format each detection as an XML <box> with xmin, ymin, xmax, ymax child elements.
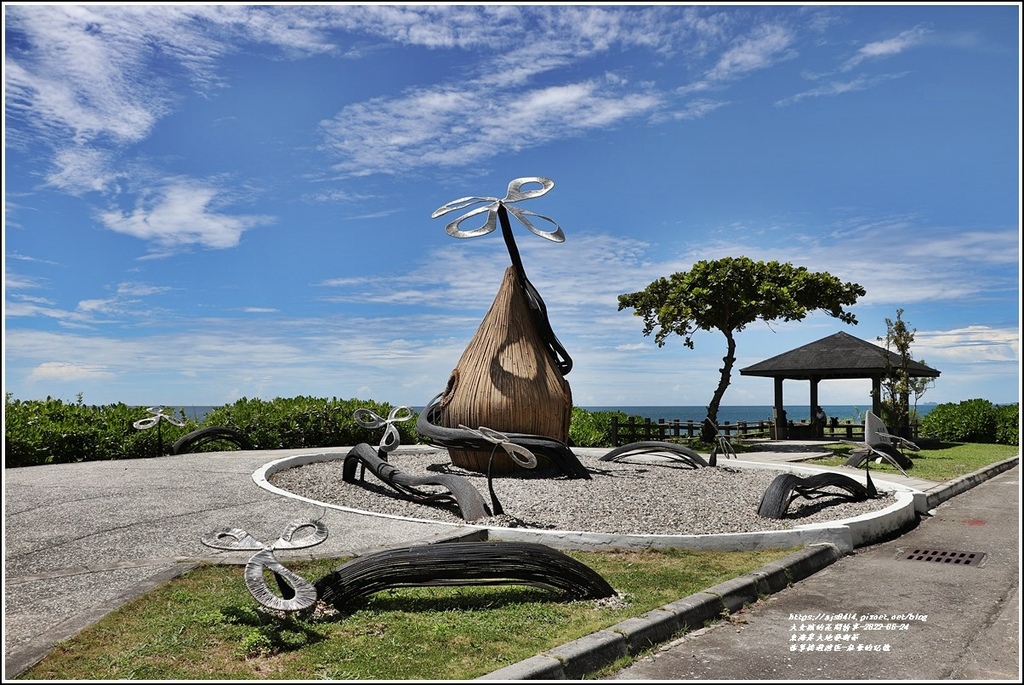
<box><xmin>739</xmin><ymin>331</ymin><xmax>940</xmax><ymax>438</ymax></box>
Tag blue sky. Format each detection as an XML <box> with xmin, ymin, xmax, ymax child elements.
<box><xmin>4</xmin><ymin>3</ymin><xmax>1021</xmax><ymax>413</ymax></box>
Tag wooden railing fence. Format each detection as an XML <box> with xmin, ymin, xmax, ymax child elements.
<box><xmin>608</xmin><ymin>416</ymin><xmax>871</xmax><ymax>447</ymax></box>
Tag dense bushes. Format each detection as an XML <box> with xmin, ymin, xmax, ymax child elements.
<box><xmin>4</xmin><ymin>395</ymin><xmax>196</xmax><ymax>467</ymax></box>
<box><xmin>3</xmin><ymin>394</ymin><xmax>420</xmax><ymax>468</ymax></box>
<box><xmin>200</xmin><ymin>396</ymin><xmax>420</xmax><ymax>450</ymax></box>
<box><xmin>3</xmin><ymin>397</ymin><xmax>632</xmax><ymax>466</ymax></box>
<box><xmin>568</xmin><ymin>407</ymin><xmax>634</xmax><ymax>447</ymax></box>
<box><xmin>995</xmin><ymin>403</ymin><xmax>1020</xmax><ymax>446</ymax></box>
<box><xmin>920</xmin><ymin>399</ymin><xmax>1019</xmax><ymax>446</ymax></box>
<box><xmin>7</xmin><ymin>394</ymin><xmax>1018</xmax><ymax>468</ymax></box>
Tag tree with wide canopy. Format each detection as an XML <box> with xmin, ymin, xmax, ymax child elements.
<box><xmin>618</xmin><ymin>257</ymin><xmax>865</xmax><ymax>440</ymax></box>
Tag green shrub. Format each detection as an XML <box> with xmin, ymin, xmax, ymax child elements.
<box><xmin>568</xmin><ymin>406</ymin><xmax>602</xmax><ymax>447</ymax></box>
<box><xmin>4</xmin><ymin>394</ymin><xmax>196</xmax><ymax>467</ymax></box>
<box><xmin>568</xmin><ymin>407</ymin><xmax>632</xmax><ymax>447</ymax></box>
<box><xmin>920</xmin><ymin>398</ymin><xmax>1000</xmax><ymax>444</ymax></box>
<box><xmin>199</xmin><ymin>396</ymin><xmax>421</xmax><ymax>450</ymax></box>
<box><xmin>994</xmin><ymin>403</ymin><xmax>1019</xmax><ymax>446</ymax></box>
<box><xmin>4</xmin><ymin>394</ymin><xmax>421</xmax><ymax>467</ymax></box>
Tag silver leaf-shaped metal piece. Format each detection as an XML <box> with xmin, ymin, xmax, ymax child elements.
<box><xmin>132</xmin><ymin>406</ymin><xmax>186</xmax><ymax>430</ymax></box>
<box><xmin>244</xmin><ymin>549</ymin><xmax>320</xmax><ymax>612</ymax></box>
<box><xmin>354</xmin><ymin>406</ymin><xmax>413</xmax><ymax>453</ymax></box>
<box><xmin>272</xmin><ymin>519</ymin><xmax>329</xmax><ymax>550</ymax></box>
<box><xmin>200</xmin><ymin>519</ymin><xmax>329</xmax><ymax>612</ymax></box>
<box><xmin>431</xmin><ymin>177</ymin><xmax>564</xmax><ymax>242</ymax></box>
<box><xmin>200</xmin><ymin>527</ymin><xmax>265</xmax><ymax>551</ymax></box>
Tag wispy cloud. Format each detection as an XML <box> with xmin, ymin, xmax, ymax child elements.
<box><xmin>776</xmin><ymin>23</ymin><xmax>931</xmax><ymax>106</ymax></box>
<box><xmin>5</xmin><ymin>209</ymin><xmax>1017</xmax><ymax>406</ymax></box>
<box><xmin>705</xmin><ymin>23</ymin><xmax>796</xmax><ymax>82</ymax></box>
<box><xmin>672</xmin><ymin>98</ymin><xmax>731</xmax><ymax>120</ymax></box>
<box><xmin>320</xmin><ymin>73</ymin><xmax>663</xmax><ymax>177</ymax></box>
<box><xmin>842</xmin><ymin>25</ymin><xmax>931</xmax><ymax>71</ymax></box>
<box><xmin>6</xmin><ymin>272</ymin><xmax>48</xmax><ymax>290</ymax></box>
<box><xmin>678</xmin><ymin>21</ymin><xmax>796</xmax><ymax>96</ymax></box>
<box><xmin>45</xmin><ymin>147</ymin><xmax>123</xmax><ymax>195</ymax></box>
<box><xmin>6</xmin><ymin>278</ymin><xmax>176</xmax><ymax>326</ymax></box>
<box><xmin>775</xmin><ymin>72</ymin><xmax>909</xmax><ymax>106</ymax></box>
<box><xmin>5</xmin><ymin>4</ymin><xmax>708</xmax><ymax>252</ymax></box>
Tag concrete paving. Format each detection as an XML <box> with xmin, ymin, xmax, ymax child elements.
<box><xmin>3</xmin><ymin>443</ymin><xmax>1019</xmax><ymax>681</ymax></box>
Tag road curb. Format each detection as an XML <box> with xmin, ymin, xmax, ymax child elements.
<box><xmin>477</xmin><ymin>543</ymin><xmax>844</xmax><ymax>680</ymax></box>
<box><xmin>923</xmin><ymin>455</ymin><xmax>1019</xmax><ymax>510</ymax></box>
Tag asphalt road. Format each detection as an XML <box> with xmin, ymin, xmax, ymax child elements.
<box><xmin>603</xmin><ymin>465</ymin><xmax>1020</xmax><ymax>681</ymax></box>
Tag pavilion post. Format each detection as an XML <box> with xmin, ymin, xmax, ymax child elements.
<box><xmin>871</xmin><ymin>376</ymin><xmax>882</xmax><ymax>417</ymax></box>
<box><xmin>809</xmin><ymin>377</ymin><xmax>820</xmax><ymax>421</ymax></box>
<box><xmin>772</xmin><ymin>376</ymin><xmax>787</xmax><ymax>440</ymax></box>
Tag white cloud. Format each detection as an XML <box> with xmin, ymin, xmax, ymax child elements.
<box><xmin>5</xmin><ymin>273</ymin><xmax>46</xmax><ymax>290</ymax></box>
<box><xmin>27</xmin><ymin>361</ymin><xmax>114</xmax><ymax>382</ymax></box>
<box><xmin>903</xmin><ymin>229</ymin><xmax>1020</xmax><ymax>265</ymax></box>
<box><xmin>116</xmin><ymin>281</ymin><xmax>173</xmax><ymax>297</ymax></box>
<box><xmin>915</xmin><ymin>326</ymin><xmax>1020</xmax><ymax>363</ymax></box>
<box><xmin>98</xmin><ymin>180</ymin><xmax>274</xmax><ymax>252</ymax></box>
<box><xmin>676</xmin><ymin>21</ymin><xmax>797</xmax><ymax>98</ymax></box>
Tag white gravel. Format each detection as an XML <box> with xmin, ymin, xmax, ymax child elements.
<box><xmin>268</xmin><ymin>449</ymin><xmax>894</xmax><ymax>536</ymax></box>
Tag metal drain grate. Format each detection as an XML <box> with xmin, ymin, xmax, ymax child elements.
<box><xmin>902</xmin><ymin>548</ymin><xmax>987</xmax><ymax>566</ymax></box>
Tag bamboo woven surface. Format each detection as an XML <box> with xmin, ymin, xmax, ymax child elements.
<box><xmin>439</xmin><ymin>267</ymin><xmax>571</xmax><ymax>473</ymax></box>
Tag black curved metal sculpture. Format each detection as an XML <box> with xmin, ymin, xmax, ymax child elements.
<box><xmin>598</xmin><ymin>441</ymin><xmax>709</xmax><ymax>469</ymax></box>
<box><xmin>314</xmin><ymin>541</ymin><xmax>616</xmax><ymax>612</ymax></box>
<box><xmin>342</xmin><ymin>442</ymin><xmax>491</xmax><ymax>522</ymax></box>
<box><xmin>703</xmin><ymin>417</ymin><xmax>738</xmax><ymax>467</ymax></box>
<box><xmin>171</xmin><ymin>426</ymin><xmax>254</xmax><ymax>455</ymax></box>
<box><xmin>201</xmin><ymin>521</ymin><xmax>616</xmax><ymax>616</ymax></box>
<box><xmin>416</xmin><ymin>393</ymin><xmax>591</xmax><ymax>479</ymax></box>
<box><xmin>843</xmin><ymin>442</ymin><xmax>913</xmax><ymax>475</ymax></box>
<box><xmin>841</xmin><ymin>411</ymin><xmax>916</xmax><ymax>476</ymax></box>
<box><xmin>757</xmin><ymin>471</ymin><xmax>877</xmax><ymax>519</ymax></box>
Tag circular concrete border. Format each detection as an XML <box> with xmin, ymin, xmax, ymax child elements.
<box><xmin>252</xmin><ymin>449</ymin><xmax>921</xmax><ymax>554</ymax></box>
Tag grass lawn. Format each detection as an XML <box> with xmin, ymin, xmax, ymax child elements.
<box><xmin>19</xmin><ymin>547</ymin><xmax>796</xmax><ymax>680</ymax></box>
<box><xmin>805</xmin><ymin>441</ymin><xmax>1018</xmax><ymax>482</ymax></box>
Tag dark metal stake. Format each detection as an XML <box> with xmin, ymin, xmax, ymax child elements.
<box><xmin>486</xmin><ymin>446</ymin><xmax>504</xmax><ymax>516</ymax></box>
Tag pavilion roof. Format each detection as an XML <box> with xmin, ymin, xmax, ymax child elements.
<box><xmin>739</xmin><ymin>331</ymin><xmax>941</xmax><ymax>381</ymax></box>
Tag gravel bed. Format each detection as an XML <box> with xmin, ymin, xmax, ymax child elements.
<box><xmin>268</xmin><ymin>450</ymin><xmax>895</xmax><ymax>536</ymax></box>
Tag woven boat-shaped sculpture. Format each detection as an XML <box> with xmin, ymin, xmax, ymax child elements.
<box><xmin>437</xmin><ymin>266</ymin><xmax>572</xmax><ymax>473</ymax></box>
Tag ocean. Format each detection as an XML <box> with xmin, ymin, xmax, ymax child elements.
<box><xmin>164</xmin><ymin>403</ymin><xmax>934</xmax><ymax>424</ymax></box>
